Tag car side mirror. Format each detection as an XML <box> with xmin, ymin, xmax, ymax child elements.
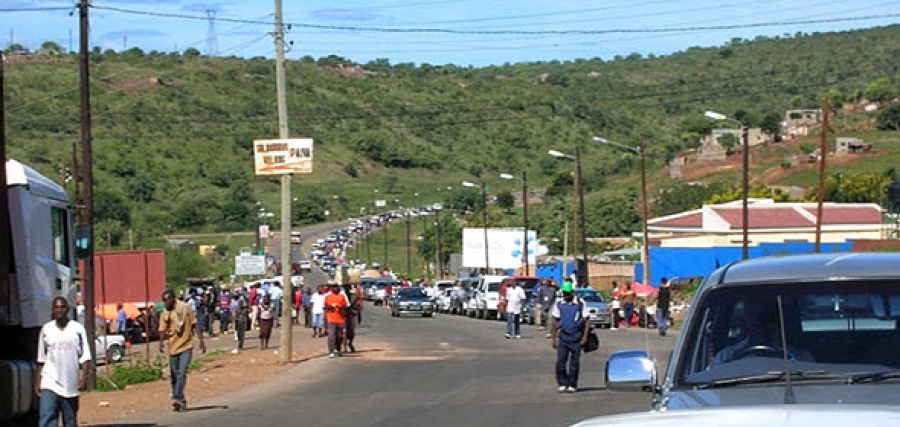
<box><xmin>605</xmin><ymin>349</ymin><xmax>657</xmax><ymax>393</ymax></box>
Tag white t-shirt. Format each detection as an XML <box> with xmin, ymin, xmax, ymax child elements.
<box><xmin>505</xmin><ymin>286</ymin><xmax>527</xmax><ymax>314</ymax></box>
<box><xmin>311</xmin><ymin>292</ymin><xmax>327</xmax><ymax>314</ymax></box>
<box><xmin>37</xmin><ymin>320</ymin><xmax>91</xmax><ymax>398</ymax></box>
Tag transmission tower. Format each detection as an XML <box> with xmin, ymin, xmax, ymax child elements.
<box><xmin>206</xmin><ymin>10</ymin><xmax>218</xmax><ymax>57</ymax></box>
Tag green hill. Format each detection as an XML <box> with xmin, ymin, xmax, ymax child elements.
<box><xmin>4</xmin><ymin>25</ymin><xmax>899</xmax><ymax>253</ymax></box>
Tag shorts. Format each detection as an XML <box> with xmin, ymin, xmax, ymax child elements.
<box><xmin>312</xmin><ymin>313</ymin><xmax>324</xmax><ymax>328</ymax></box>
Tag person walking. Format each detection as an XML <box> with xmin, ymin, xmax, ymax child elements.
<box><xmin>116</xmin><ymin>303</ymin><xmax>128</xmax><ymax>338</ymax></box>
<box><xmin>234</xmin><ymin>297</ymin><xmax>250</xmax><ymax>351</ymax></box>
<box><xmin>310</xmin><ymin>286</ymin><xmax>327</xmax><ymax>338</ymax></box>
<box><xmin>218</xmin><ymin>290</ymin><xmax>232</xmax><ymax>335</ymax></box>
<box><xmin>36</xmin><ymin>296</ymin><xmax>90</xmax><ymax>427</ymax></box>
<box><xmin>551</xmin><ymin>282</ymin><xmax>589</xmax><ymax>393</ymax></box>
<box><xmin>302</xmin><ymin>287</ymin><xmax>313</xmax><ymax>328</ymax></box>
<box><xmin>505</xmin><ymin>280</ymin><xmax>526</xmax><ymax>339</ymax></box>
<box><xmin>543</xmin><ymin>279</ymin><xmax>559</xmax><ymax>338</ymax></box>
<box><xmin>622</xmin><ymin>282</ymin><xmax>636</xmax><ymax>328</ymax></box>
<box><xmin>656</xmin><ymin>277</ymin><xmax>672</xmax><ymax>336</ymax></box>
<box><xmin>324</xmin><ymin>283</ymin><xmax>349</xmax><ymax>358</ymax></box>
<box><xmin>257</xmin><ymin>296</ymin><xmax>276</xmax><ymax>350</ymax></box>
<box><xmin>158</xmin><ymin>290</ymin><xmax>206</xmax><ymax>412</ymax></box>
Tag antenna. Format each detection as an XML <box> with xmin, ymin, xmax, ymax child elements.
<box><xmin>777</xmin><ymin>294</ymin><xmax>796</xmax><ymax>404</ymax></box>
<box><xmin>206</xmin><ymin>10</ymin><xmax>219</xmax><ymax>57</ymax></box>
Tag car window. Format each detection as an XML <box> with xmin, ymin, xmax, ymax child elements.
<box><xmin>678</xmin><ymin>280</ymin><xmax>900</xmax><ymax>387</ymax></box>
<box><xmin>399</xmin><ymin>288</ymin><xmax>426</xmax><ymax>298</ymax></box>
<box><xmin>576</xmin><ymin>290</ymin><xmax>604</xmax><ymax>303</ymax></box>
<box><xmin>487</xmin><ymin>283</ymin><xmax>501</xmax><ymax>292</ymax></box>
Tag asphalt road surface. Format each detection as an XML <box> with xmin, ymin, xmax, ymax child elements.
<box><xmin>129</xmin><ymin>302</ymin><xmax>675</xmax><ymax>427</ymax></box>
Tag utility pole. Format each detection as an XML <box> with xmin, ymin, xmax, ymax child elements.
<box><xmin>639</xmin><ymin>137</ymin><xmax>651</xmax><ymax>287</ymax></box>
<box><xmin>273</xmin><ymin>0</ymin><xmax>293</xmax><ymax>364</ymax></box>
<box><xmin>575</xmin><ymin>146</ymin><xmax>588</xmax><ymax>288</ymax></box>
<box><xmin>78</xmin><ymin>0</ymin><xmax>98</xmax><ymax>388</ymax></box>
<box><xmin>405</xmin><ymin>212</ymin><xmax>411</xmax><ymax>277</ymax></box>
<box><xmin>435</xmin><ymin>211</ymin><xmax>443</xmax><ymax>279</ymax></box>
<box><xmin>522</xmin><ymin>171</ymin><xmax>529</xmax><ymax>276</ymax></box>
<box><xmin>1</xmin><ymin>55</ymin><xmax>13</xmax><ymax>347</ymax></box>
<box><xmin>815</xmin><ymin>96</ymin><xmax>830</xmax><ymax>253</ymax></box>
<box><xmin>741</xmin><ymin>124</ymin><xmax>750</xmax><ymax>260</ymax></box>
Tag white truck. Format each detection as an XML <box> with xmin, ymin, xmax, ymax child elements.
<box><xmin>1</xmin><ymin>160</ymin><xmax>78</xmax><ymax>426</ymax></box>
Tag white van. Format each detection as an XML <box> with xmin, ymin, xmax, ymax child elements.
<box><xmin>473</xmin><ymin>275</ymin><xmax>506</xmax><ymax>320</ymax></box>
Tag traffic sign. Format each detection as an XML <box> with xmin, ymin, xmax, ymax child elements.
<box><xmin>235</xmin><ymin>254</ymin><xmax>266</xmax><ymax>275</ymax></box>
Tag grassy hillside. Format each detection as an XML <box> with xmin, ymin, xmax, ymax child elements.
<box><xmin>3</xmin><ymin>25</ymin><xmax>899</xmax><ymax>253</ymax></box>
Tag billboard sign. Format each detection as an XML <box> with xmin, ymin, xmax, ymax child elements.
<box><xmin>253</xmin><ymin>138</ymin><xmax>314</xmax><ymax>175</ymax></box>
<box><xmin>462</xmin><ymin>228</ymin><xmax>538</xmax><ymax>269</ymax></box>
<box><xmin>235</xmin><ymin>254</ymin><xmax>266</xmax><ymax>276</ymax></box>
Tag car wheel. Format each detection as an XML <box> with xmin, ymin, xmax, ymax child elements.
<box><xmin>107</xmin><ymin>344</ymin><xmax>124</xmax><ymax>363</ymax></box>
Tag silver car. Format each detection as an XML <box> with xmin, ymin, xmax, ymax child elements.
<box><xmin>580</xmin><ymin>253</ymin><xmax>900</xmax><ymax>426</ymax></box>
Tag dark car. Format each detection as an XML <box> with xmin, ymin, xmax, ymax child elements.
<box><xmin>603</xmin><ymin>252</ymin><xmax>900</xmax><ymax>414</ymax></box>
<box><xmin>391</xmin><ymin>287</ymin><xmax>435</xmax><ymax>317</ymax></box>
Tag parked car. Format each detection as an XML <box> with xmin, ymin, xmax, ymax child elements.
<box><xmin>592</xmin><ymin>252</ymin><xmax>900</xmax><ymax>426</ymax></box>
<box><xmin>298</xmin><ymin>260</ymin><xmax>312</xmax><ymax>273</ymax></box>
<box><xmin>390</xmin><ymin>287</ymin><xmax>435</xmax><ymax>317</ymax></box>
<box><xmin>472</xmin><ymin>275</ymin><xmax>506</xmax><ymax>320</ymax></box>
<box><xmin>94</xmin><ymin>334</ymin><xmax>126</xmax><ymax>364</ymax></box>
<box><xmin>573</xmin><ymin>288</ymin><xmax>612</xmax><ymax>328</ymax></box>
<box><xmin>437</xmin><ymin>288</ymin><xmax>455</xmax><ymax>313</ymax></box>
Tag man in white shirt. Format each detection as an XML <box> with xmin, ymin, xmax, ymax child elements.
<box><xmin>505</xmin><ymin>280</ymin><xmax>527</xmax><ymax>339</ymax></box>
<box><xmin>36</xmin><ymin>296</ymin><xmax>91</xmax><ymax>427</ymax></box>
<box><xmin>310</xmin><ymin>285</ymin><xmax>327</xmax><ymax>338</ymax></box>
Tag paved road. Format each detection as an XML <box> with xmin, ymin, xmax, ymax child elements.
<box><xmin>128</xmin><ymin>301</ymin><xmax>674</xmax><ymax>427</ymax></box>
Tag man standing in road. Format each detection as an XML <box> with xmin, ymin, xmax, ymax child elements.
<box><xmin>656</xmin><ymin>277</ymin><xmax>672</xmax><ymax>337</ymax></box>
<box><xmin>505</xmin><ymin>280</ymin><xmax>526</xmax><ymax>339</ymax></box>
<box><xmin>551</xmin><ymin>282</ymin><xmax>589</xmax><ymax>393</ymax></box>
<box><xmin>324</xmin><ymin>283</ymin><xmax>349</xmax><ymax>358</ymax></box>
<box><xmin>36</xmin><ymin>296</ymin><xmax>91</xmax><ymax>427</ymax></box>
<box><xmin>159</xmin><ymin>289</ymin><xmax>206</xmax><ymax>412</ymax></box>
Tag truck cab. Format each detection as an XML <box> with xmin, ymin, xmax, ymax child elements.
<box><xmin>1</xmin><ymin>160</ymin><xmax>76</xmax><ymax>424</ymax></box>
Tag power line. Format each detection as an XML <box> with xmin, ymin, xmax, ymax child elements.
<box><xmin>90</xmin><ymin>5</ymin><xmax>900</xmax><ymax>36</ymax></box>
<box><xmin>0</xmin><ymin>7</ymin><xmax>71</xmax><ymax>13</ymax></box>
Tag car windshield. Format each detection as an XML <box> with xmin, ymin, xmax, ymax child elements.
<box><xmin>679</xmin><ymin>280</ymin><xmax>900</xmax><ymax>387</ymax></box>
<box><xmin>399</xmin><ymin>288</ymin><xmax>426</xmax><ymax>298</ymax></box>
<box><xmin>575</xmin><ymin>290</ymin><xmax>604</xmax><ymax>303</ymax></box>
<box><xmin>487</xmin><ymin>283</ymin><xmax>501</xmax><ymax>292</ymax></box>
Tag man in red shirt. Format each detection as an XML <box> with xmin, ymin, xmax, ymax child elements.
<box><xmin>323</xmin><ymin>283</ymin><xmax>349</xmax><ymax>358</ymax></box>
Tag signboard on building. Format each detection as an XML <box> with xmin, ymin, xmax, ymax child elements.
<box><xmin>462</xmin><ymin>228</ymin><xmax>538</xmax><ymax>270</ymax></box>
<box><xmin>253</xmin><ymin>138</ymin><xmax>314</xmax><ymax>175</ymax></box>
<box><xmin>235</xmin><ymin>254</ymin><xmax>266</xmax><ymax>276</ymax></box>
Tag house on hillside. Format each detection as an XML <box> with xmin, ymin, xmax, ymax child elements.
<box><xmin>836</xmin><ymin>137</ymin><xmax>872</xmax><ymax>154</ymax></box>
<box><xmin>783</xmin><ymin>109</ymin><xmax>822</xmax><ymax>138</ymax></box>
<box><xmin>646</xmin><ymin>199</ymin><xmax>884</xmax><ymax>248</ymax></box>
<box><xmin>702</xmin><ymin>128</ymin><xmax>767</xmax><ymax>148</ymax></box>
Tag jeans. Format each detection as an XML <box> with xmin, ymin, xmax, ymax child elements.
<box><xmin>169</xmin><ymin>349</ymin><xmax>193</xmax><ymax>402</ymax></box>
<box><xmin>506</xmin><ymin>312</ymin><xmax>520</xmax><ymax>336</ymax></box>
<box><xmin>219</xmin><ymin>310</ymin><xmax>230</xmax><ymax>333</ymax></box>
<box><xmin>555</xmin><ymin>339</ymin><xmax>582</xmax><ymax>388</ymax></box>
<box><xmin>656</xmin><ymin>308</ymin><xmax>669</xmax><ymax>335</ymax></box>
<box><xmin>39</xmin><ymin>389</ymin><xmax>78</xmax><ymax>427</ymax></box>
<box><xmin>326</xmin><ymin>322</ymin><xmax>344</xmax><ymax>354</ymax></box>
<box><xmin>624</xmin><ymin>303</ymin><xmax>635</xmax><ymax>327</ymax></box>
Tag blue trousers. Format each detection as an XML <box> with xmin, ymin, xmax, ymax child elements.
<box><xmin>39</xmin><ymin>389</ymin><xmax>78</xmax><ymax>427</ymax></box>
<box><xmin>556</xmin><ymin>340</ymin><xmax>582</xmax><ymax>388</ymax></box>
<box><xmin>169</xmin><ymin>349</ymin><xmax>193</xmax><ymax>402</ymax></box>
<box><xmin>656</xmin><ymin>308</ymin><xmax>669</xmax><ymax>335</ymax></box>
<box><xmin>506</xmin><ymin>312</ymin><xmax>520</xmax><ymax>336</ymax></box>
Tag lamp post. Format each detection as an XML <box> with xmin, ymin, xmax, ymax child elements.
<box><xmin>500</xmin><ymin>172</ymin><xmax>530</xmax><ymax>276</ymax></box>
<box><xmin>255</xmin><ymin>207</ymin><xmax>275</xmax><ymax>255</ymax></box>
<box><xmin>434</xmin><ymin>205</ymin><xmax>444</xmax><ymax>279</ymax></box>
<box><xmin>548</xmin><ymin>149</ymin><xmax>588</xmax><ymax>288</ymax></box>
<box><xmin>462</xmin><ymin>180</ymin><xmax>490</xmax><ymax>274</ymax></box>
<box><xmin>705</xmin><ymin>111</ymin><xmax>750</xmax><ymax>260</ymax></box>
<box><xmin>593</xmin><ymin>136</ymin><xmax>651</xmax><ymax>287</ymax></box>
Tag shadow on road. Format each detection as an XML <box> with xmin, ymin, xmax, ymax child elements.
<box><xmin>184</xmin><ymin>404</ymin><xmax>230</xmax><ymax>412</ymax></box>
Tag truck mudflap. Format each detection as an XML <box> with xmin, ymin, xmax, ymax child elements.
<box><xmin>0</xmin><ymin>360</ymin><xmax>38</xmax><ymax>420</ymax></box>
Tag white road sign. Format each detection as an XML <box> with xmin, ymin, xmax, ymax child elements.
<box><xmin>253</xmin><ymin>138</ymin><xmax>314</xmax><ymax>175</ymax></box>
<box><xmin>235</xmin><ymin>254</ymin><xmax>266</xmax><ymax>276</ymax></box>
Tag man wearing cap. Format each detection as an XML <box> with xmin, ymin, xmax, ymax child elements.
<box><xmin>550</xmin><ymin>282</ymin><xmax>589</xmax><ymax>393</ymax></box>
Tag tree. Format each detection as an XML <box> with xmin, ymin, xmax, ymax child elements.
<box><xmin>877</xmin><ymin>104</ymin><xmax>900</xmax><ymax>131</ymax></box>
<box><xmin>759</xmin><ymin>112</ymin><xmax>782</xmax><ymax>139</ymax></box>
<box><xmin>827</xmin><ymin>89</ymin><xmax>845</xmax><ymax>110</ymax></box>
<box><xmin>864</xmin><ymin>77</ymin><xmax>896</xmax><ymax>103</ymax></box>
<box><xmin>183</xmin><ymin>47</ymin><xmax>201</xmax><ymax>58</ymax></box>
<box><xmin>495</xmin><ymin>191</ymin><xmax>515</xmax><ymax>211</ymax></box>
<box><xmin>39</xmin><ymin>41</ymin><xmax>63</xmax><ymax>54</ymax></box>
<box><xmin>718</xmin><ymin>133</ymin><xmax>740</xmax><ymax>154</ymax></box>
<box><xmin>165</xmin><ymin>248</ymin><xmax>210</xmax><ymax>288</ymax></box>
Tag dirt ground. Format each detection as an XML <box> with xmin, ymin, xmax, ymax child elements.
<box><xmin>78</xmin><ymin>323</ymin><xmax>332</xmax><ymax>426</ymax></box>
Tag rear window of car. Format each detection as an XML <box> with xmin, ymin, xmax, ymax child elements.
<box><xmin>487</xmin><ymin>283</ymin><xmax>501</xmax><ymax>292</ymax></box>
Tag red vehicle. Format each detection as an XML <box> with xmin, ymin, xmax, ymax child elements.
<box><xmin>498</xmin><ymin>276</ymin><xmax>540</xmax><ymax>321</ymax></box>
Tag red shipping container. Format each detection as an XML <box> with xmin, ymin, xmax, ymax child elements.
<box><xmin>80</xmin><ymin>250</ymin><xmax>167</xmax><ymax>307</ymax></box>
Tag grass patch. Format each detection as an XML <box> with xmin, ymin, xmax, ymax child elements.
<box><xmin>188</xmin><ymin>348</ymin><xmax>226</xmax><ymax>372</ymax></box>
<box><xmin>95</xmin><ymin>358</ymin><xmax>165</xmax><ymax>392</ymax></box>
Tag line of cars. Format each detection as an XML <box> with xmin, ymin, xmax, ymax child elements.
<box><xmin>364</xmin><ymin>274</ymin><xmax>614</xmax><ymax>328</ymax></box>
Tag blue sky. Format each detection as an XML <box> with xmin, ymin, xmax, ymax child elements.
<box><xmin>3</xmin><ymin>0</ymin><xmax>898</xmax><ymax>66</ymax></box>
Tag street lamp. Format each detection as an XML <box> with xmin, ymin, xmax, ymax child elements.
<box><xmin>593</xmin><ymin>136</ymin><xmax>651</xmax><ymax>287</ymax></box>
<box><xmin>462</xmin><ymin>180</ymin><xmax>490</xmax><ymax>274</ymax></box>
<box><xmin>500</xmin><ymin>172</ymin><xmax>530</xmax><ymax>276</ymax></box>
<box><xmin>705</xmin><ymin>110</ymin><xmax>750</xmax><ymax>260</ymax></box>
<box><xmin>434</xmin><ymin>204</ymin><xmax>444</xmax><ymax>279</ymax></box>
<box><xmin>255</xmin><ymin>209</ymin><xmax>275</xmax><ymax>255</ymax></box>
<box><xmin>548</xmin><ymin>148</ymin><xmax>588</xmax><ymax>288</ymax></box>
